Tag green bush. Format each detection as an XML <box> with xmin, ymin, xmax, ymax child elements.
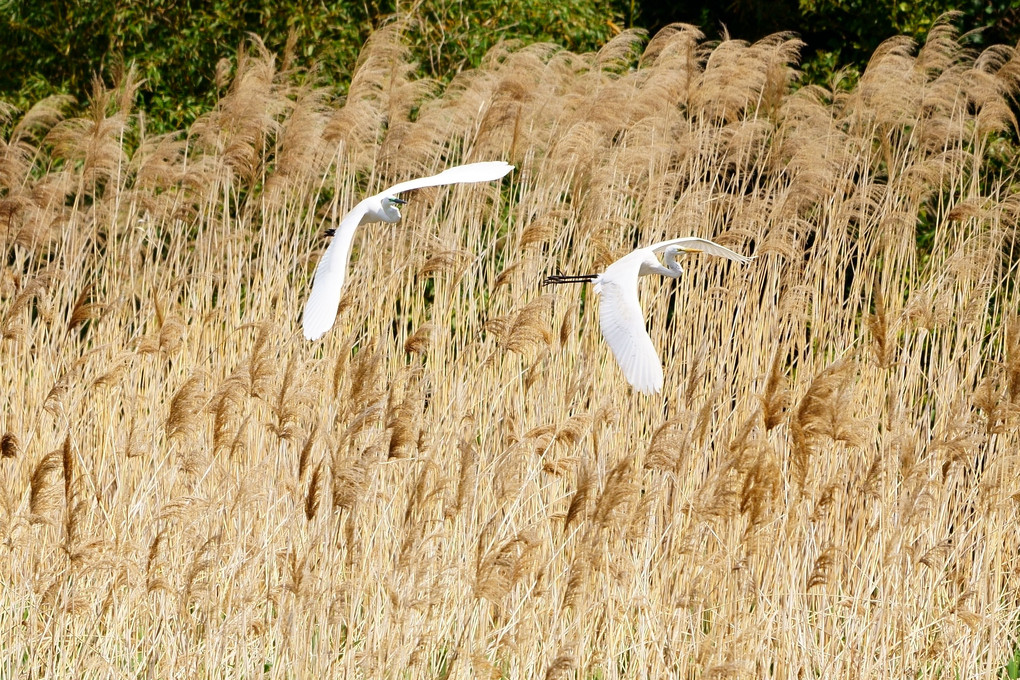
<box><xmin>1</xmin><ymin>0</ymin><xmax>624</xmax><ymax>132</ymax></box>
<box><xmin>412</xmin><ymin>0</ymin><xmax>623</xmax><ymax>74</ymax></box>
<box><xmin>6</xmin><ymin>0</ymin><xmax>1016</xmax><ymax>133</ymax></box>
<box><xmin>633</xmin><ymin>1</ymin><xmax>1020</xmax><ymax>89</ymax></box>
<box><xmin>2</xmin><ymin>0</ymin><xmax>375</xmax><ymax>130</ymax></box>
<box><xmin>798</xmin><ymin>0</ymin><xmax>1020</xmax><ymax>83</ymax></box>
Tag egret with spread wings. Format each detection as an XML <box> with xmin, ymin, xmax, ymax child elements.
<box><xmin>303</xmin><ymin>161</ymin><xmax>514</xmax><ymax>340</ymax></box>
<box><xmin>544</xmin><ymin>237</ymin><xmax>754</xmax><ymax>394</ymax></box>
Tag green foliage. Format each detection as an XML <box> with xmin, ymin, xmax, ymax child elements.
<box><xmin>2</xmin><ymin>0</ymin><xmax>375</xmax><ymax>130</ymax></box>
<box><xmin>633</xmin><ymin>1</ymin><xmax>1020</xmax><ymax>89</ymax></box>
<box><xmin>412</xmin><ymin>0</ymin><xmax>622</xmax><ymax>75</ymax></box>
<box><xmin>800</xmin><ymin>0</ymin><xmax>1016</xmax><ymax>45</ymax></box>
<box><xmin>1</xmin><ymin>0</ymin><xmax>624</xmax><ymax>133</ymax></box>
<box><xmin>1005</xmin><ymin>645</ymin><xmax>1020</xmax><ymax>679</ymax></box>
<box><xmin>3</xmin><ymin>0</ymin><xmax>1018</xmax><ymax>133</ymax></box>
<box><xmin>797</xmin><ymin>0</ymin><xmax>1020</xmax><ymax>82</ymax></box>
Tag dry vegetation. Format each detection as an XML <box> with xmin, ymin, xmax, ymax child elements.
<box><xmin>3</xmin><ymin>18</ymin><xmax>1020</xmax><ymax>678</ymax></box>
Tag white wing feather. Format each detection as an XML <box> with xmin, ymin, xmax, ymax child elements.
<box><xmin>595</xmin><ymin>274</ymin><xmax>664</xmax><ymax>395</ymax></box>
<box><xmin>302</xmin><ymin>161</ymin><xmax>514</xmax><ymax>340</ymax></box>
<box><xmin>302</xmin><ymin>200</ymin><xmax>372</xmax><ymax>340</ymax></box>
<box><xmin>384</xmin><ymin>161</ymin><xmax>514</xmax><ymax>195</ymax></box>
<box><xmin>650</xmin><ymin>237</ymin><xmax>753</xmax><ymax>263</ymax></box>
<box><xmin>569</xmin><ymin>237</ymin><xmax>751</xmax><ymax>394</ymax></box>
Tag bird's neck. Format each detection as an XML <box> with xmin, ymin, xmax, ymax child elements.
<box><xmin>362</xmin><ymin>197</ymin><xmax>402</xmax><ymax>224</ymax></box>
<box><xmin>640</xmin><ymin>262</ymin><xmax>681</xmax><ymax>279</ymax></box>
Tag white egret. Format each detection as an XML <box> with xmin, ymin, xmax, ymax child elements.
<box><xmin>544</xmin><ymin>237</ymin><xmax>754</xmax><ymax>394</ymax></box>
<box><xmin>303</xmin><ymin>161</ymin><xmax>514</xmax><ymax>340</ymax></box>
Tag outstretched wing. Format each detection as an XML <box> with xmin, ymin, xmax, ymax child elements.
<box><xmin>595</xmin><ymin>269</ymin><xmax>664</xmax><ymax>395</ymax></box>
<box><xmin>303</xmin><ymin>162</ymin><xmax>512</xmax><ymax>340</ymax></box>
<box><xmin>383</xmin><ymin>161</ymin><xmax>514</xmax><ymax>195</ymax></box>
<box><xmin>650</xmin><ymin>237</ymin><xmax>754</xmax><ymax>263</ymax></box>
<box><xmin>302</xmin><ymin>200</ymin><xmax>372</xmax><ymax>340</ymax></box>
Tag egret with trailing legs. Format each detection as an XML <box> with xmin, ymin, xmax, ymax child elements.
<box><xmin>544</xmin><ymin>237</ymin><xmax>754</xmax><ymax>394</ymax></box>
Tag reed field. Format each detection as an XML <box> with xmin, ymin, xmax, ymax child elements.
<box><xmin>4</xmin><ymin>18</ymin><xmax>1020</xmax><ymax>678</ymax></box>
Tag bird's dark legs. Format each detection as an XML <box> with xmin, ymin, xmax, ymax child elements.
<box><xmin>542</xmin><ymin>273</ymin><xmax>597</xmax><ymax>286</ymax></box>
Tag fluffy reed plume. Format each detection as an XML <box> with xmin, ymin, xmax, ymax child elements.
<box><xmin>148</xmin><ymin>296</ymin><xmax>186</xmax><ymax>355</ymax></box>
<box><xmin>271</xmin><ymin>354</ymin><xmax>306</xmax><ymax>441</ymax></box>
<box><xmin>57</xmin><ymin>435</ymin><xmax>89</xmax><ymax>563</ymax></box>
<box><xmin>403</xmin><ymin>321</ymin><xmax>435</xmax><ymax>354</ymax></box>
<box><xmin>593</xmin><ymin>456</ymin><xmax>639</xmax><ymax>530</ymax></box>
<box><xmin>325</xmin><ymin>18</ymin><xmax>431</xmax><ymax>172</ymax></box>
<box><xmin>806</xmin><ymin>544</ymin><xmax>841</xmax><ymax>590</ymax></box>
<box><xmin>485</xmin><ymin>293</ymin><xmax>554</xmax><ymax>354</ymax></box>
<box><xmin>263</xmin><ymin>81</ymin><xmax>332</xmax><ymax>201</ymax></box>
<box><xmin>645</xmin><ymin>413</ymin><xmax>697</xmax><ymax>472</ymax></box>
<box><xmin>91</xmin><ymin>349</ymin><xmax>132</xmax><ymax>389</ymax></box>
<box><xmin>297</xmin><ymin>422</ymin><xmax>318</xmax><ymax>479</ymax></box>
<box><xmin>247</xmin><ymin>323</ymin><xmax>277</xmax><ymax>399</ymax></box>
<box><xmin>543</xmin><ymin>649</ymin><xmax>577</xmax><ymax>680</ymax></box>
<box><xmin>0</xmin><ymin>96</ymin><xmax>72</xmax><ymax>243</ymax></box>
<box><xmin>2</xmin><ymin>269</ymin><xmax>53</xmax><ymax>341</ymax></box>
<box><xmin>739</xmin><ymin>443</ymin><xmax>781</xmax><ymax>532</ymax></box>
<box><xmin>790</xmin><ymin>360</ymin><xmax>863</xmax><ymax>488</ymax></box>
<box><xmin>386</xmin><ymin>371</ymin><xmax>423</xmax><ymax>458</ymax></box>
<box><xmin>1</xmin><ymin>20</ymin><xmax>1019</xmax><ymax>679</ymax></box>
<box><xmin>178</xmin><ymin>533</ymin><xmax>221</xmax><ymax>619</ymax></box>
<box><xmin>191</xmin><ymin>37</ymin><xmax>287</xmax><ymax>186</ymax></box>
<box><xmin>166</xmin><ymin>372</ymin><xmax>209</xmax><ymax>473</ymax></box>
<box><xmin>1003</xmin><ymin>318</ymin><xmax>1020</xmax><ymax>403</ymax></box>
<box><xmin>331</xmin><ymin>453</ymin><xmax>371</xmax><ymax>515</ymax></box>
<box><xmin>43</xmin><ymin>344</ymin><xmax>109</xmax><ymax>415</ymax></box>
<box><xmin>67</xmin><ymin>282</ymin><xmax>103</xmax><ymax>332</ymax></box>
<box><xmin>565</xmin><ymin>462</ymin><xmax>592</xmax><ymax>532</ymax></box>
<box><xmin>445</xmin><ymin>418</ymin><xmax>478</xmax><ymax>518</ymax></box>
<box><xmin>758</xmin><ymin>350</ymin><xmax>791</xmax><ymax>430</ymax></box>
<box><xmin>305</xmin><ymin>460</ymin><xmax>323</xmax><ymax>520</ymax></box>
<box><xmin>474</xmin><ymin>530</ymin><xmax>540</xmax><ymax>604</ymax></box>
<box><xmin>45</xmin><ymin>68</ymin><xmax>140</xmax><ymax>198</ymax></box>
<box><xmin>0</xmin><ymin>432</ymin><xmax>19</xmax><ymax>458</ymax></box>
<box><xmin>28</xmin><ymin>450</ymin><xmax>63</xmax><ymax>522</ymax></box>
<box><xmin>866</xmin><ymin>287</ymin><xmax>895</xmax><ymax>368</ymax></box>
<box><xmin>210</xmin><ymin>366</ymin><xmax>249</xmax><ymax>453</ymax></box>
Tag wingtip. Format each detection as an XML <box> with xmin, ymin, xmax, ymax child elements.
<box><xmin>302</xmin><ymin>324</ymin><xmax>327</xmax><ymax>341</ymax></box>
<box><xmin>301</xmin><ymin>310</ymin><xmax>333</xmax><ymax>341</ymax></box>
<box><xmin>634</xmin><ymin>376</ymin><xmax>664</xmax><ymax>395</ymax></box>
<box><xmin>624</xmin><ymin>362</ymin><xmax>664</xmax><ymax>395</ymax></box>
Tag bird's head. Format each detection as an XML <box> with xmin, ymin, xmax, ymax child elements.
<box><xmin>378</xmin><ymin>195</ymin><xmax>407</xmax><ymax>222</ymax></box>
<box><xmin>662</xmin><ymin>245</ymin><xmax>700</xmax><ymax>275</ymax></box>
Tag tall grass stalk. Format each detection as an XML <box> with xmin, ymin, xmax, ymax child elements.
<box><xmin>1</xmin><ymin>19</ymin><xmax>1019</xmax><ymax>678</ymax></box>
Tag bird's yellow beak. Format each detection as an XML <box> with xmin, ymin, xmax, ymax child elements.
<box><xmin>681</xmin><ymin>247</ymin><xmax>703</xmax><ymax>254</ymax></box>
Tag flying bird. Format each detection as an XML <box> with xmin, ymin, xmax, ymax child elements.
<box><xmin>544</xmin><ymin>237</ymin><xmax>754</xmax><ymax>395</ymax></box>
<box><xmin>302</xmin><ymin>161</ymin><xmax>514</xmax><ymax>340</ymax></box>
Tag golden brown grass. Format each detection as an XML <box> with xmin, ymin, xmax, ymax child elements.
<box><xmin>2</xmin><ymin>17</ymin><xmax>1020</xmax><ymax>678</ymax></box>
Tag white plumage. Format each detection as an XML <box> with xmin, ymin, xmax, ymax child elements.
<box><xmin>546</xmin><ymin>237</ymin><xmax>754</xmax><ymax>394</ymax></box>
<box><xmin>302</xmin><ymin>161</ymin><xmax>514</xmax><ymax>340</ymax></box>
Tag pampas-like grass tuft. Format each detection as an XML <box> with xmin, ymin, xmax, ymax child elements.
<box><xmin>0</xmin><ymin>21</ymin><xmax>1019</xmax><ymax>678</ymax></box>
